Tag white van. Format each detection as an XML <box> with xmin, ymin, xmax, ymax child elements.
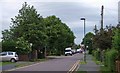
<box><xmin>65</xmin><ymin>48</ymin><xmax>72</xmax><ymax>56</ymax></box>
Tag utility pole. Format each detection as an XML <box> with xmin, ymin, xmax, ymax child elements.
<box><xmin>100</xmin><ymin>5</ymin><xmax>104</xmax><ymax>32</ymax></box>
<box><xmin>100</xmin><ymin>5</ymin><xmax>104</xmax><ymax>62</ymax></box>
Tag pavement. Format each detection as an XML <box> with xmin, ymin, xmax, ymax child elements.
<box><xmin>78</xmin><ymin>53</ymin><xmax>100</xmax><ymax>73</ymax></box>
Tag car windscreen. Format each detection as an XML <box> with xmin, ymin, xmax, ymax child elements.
<box><xmin>65</xmin><ymin>50</ymin><xmax>71</xmax><ymax>52</ymax></box>
<box><xmin>0</xmin><ymin>52</ymin><xmax>7</xmax><ymax>56</ymax></box>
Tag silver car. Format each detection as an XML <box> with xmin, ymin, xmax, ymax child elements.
<box><xmin>0</xmin><ymin>52</ymin><xmax>18</xmax><ymax>62</ymax></box>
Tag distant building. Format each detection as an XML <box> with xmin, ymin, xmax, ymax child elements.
<box><xmin>118</xmin><ymin>1</ymin><xmax>120</xmax><ymax>23</ymax></box>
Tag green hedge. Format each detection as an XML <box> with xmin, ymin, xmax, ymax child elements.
<box><xmin>92</xmin><ymin>49</ymin><xmax>100</xmax><ymax>61</ymax></box>
<box><xmin>104</xmin><ymin>49</ymin><xmax>118</xmax><ymax>71</ymax></box>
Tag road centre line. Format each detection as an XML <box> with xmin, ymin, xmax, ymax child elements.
<box><xmin>68</xmin><ymin>60</ymin><xmax>80</xmax><ymax>73</ymax></box>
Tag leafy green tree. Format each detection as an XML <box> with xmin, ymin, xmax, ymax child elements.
<box><xmin>2</xmin><ymin>37</ymin><xmax>31</xmax><ymax>55</ymax></box>
<box><xmin>2</xmin><ymin>2</ymin><xmax>47</xmax><ymax>59</ymax></box>
<box><xmin>10</xmin><ymin>2</ymin><xmax>48</xmax><ymax>56</ymax></box>
<box><xmin>2</xmin><ymin>30</ymin><xmax>14</xmax><ymax>41</ymax></box>
<box><xmin>11</xmin><ymin>2</ymin><xmax>46</xmax><ymax>46</ymax></box>
<box><xmin>2</xmin><ymin>2</ymin><xmax>75</xmax><ymax>58</ymax></box>
<box><xmin>16</xmin><ymin>37</ymin><xmax>32</xmax><ymax>54</ymax></box>
<box><xmin>2</xmin><ymin>40</ymin><xmax>17</xmax><ymax>52</ymax></box>
<box><xmin>81</xmin><ymin>32</ymin><xmax>94</xmax><ymax>54</ymax></box>
<box><xmin>44</xmin><ymin>15</ymin><xmax>75</xmax><ymax>55</ymax></box>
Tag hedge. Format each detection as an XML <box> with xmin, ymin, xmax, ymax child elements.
<box><xmin>92</xmin><ymin>49</ymin><xmax>100</xmax><ymax>61</ymax></box>
<box><xmin>104</xmin><ymin>49</ymin><xmax>118</xmax><ymax>71</ymax></box>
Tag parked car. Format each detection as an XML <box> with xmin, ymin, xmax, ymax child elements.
<box><xmin>71</xmin><ymin>49</ymin><xmax>76</xmax><ymax>54</ymax></box>
<box><xmin>0</xmin><ymin>52</ymin><xmax>18</xmax><ymax>62</ymax></box>
<box><xmin>76</xmin><ymin>48</ymin><xmax>80</xmax><ymax>53</ymax></box>
<box><xmin>76</xmin><ymin>48</ymin><xmax>83</xmax><ymax>53</ymax></box>
<box><xmin>65</xmin><ymin>47</ymin><xmax>72</xmax><ymax>56</ymax></box>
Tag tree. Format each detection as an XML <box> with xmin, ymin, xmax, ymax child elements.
<box><xmin>11</xmin><ymin>2</ymin><xmax>46</xmax><ymax>45</ymax></box>
<box><xmin>93</xmin><ymin>24</ymin><xmax>113</xmax><ymax>50</ymax></box>
<box><xmin>81</xmin><ymin>32</ymin><xmax>94</xmax><ymax>54</ymax></box>
<box><xmin>11</xmin><ymin>2</ymin><xmax>47</xmax><ymax>53</ymax></box>
<box><xmin>16</xmin><ymin>37</ymin><xmax>32</xmax><ymax>54</ymax></box>
<box><xmin>2</xmin><ymin>40</ymin><xmax>17</xmax><ymax>52</ymax></box>
<box><xmin>2</xmin><ymin>2</ymin><xmax>47</xmax><ymax>59</ymax></box>
<box><xmin>2</xmin><ymin>2</ymin><xmax>75</xmax><ymax>58</ymax></box>
<box><xmin>44</xmin><ymin>15</ymin><xmax>75</xmax><ymax>55</ymax></box>
<box><xmin>2</xmin><ymin>29</ymin><xmax>14</xmax><ymax>41</ymax></box>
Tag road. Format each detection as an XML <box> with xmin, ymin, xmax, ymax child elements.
<box><xmin>4</xmin><ymin>53</ymin><xmax>83</xmax><ymax>72</ymax></box>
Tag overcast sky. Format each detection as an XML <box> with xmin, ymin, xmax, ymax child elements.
<box><xmin>0</xmin><ymin>0</ymin><xmax>119</xmax><ymax>44</ymax></box>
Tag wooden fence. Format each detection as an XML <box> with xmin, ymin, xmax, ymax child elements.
<box><xmin>116</xmin><ymin>61</ymin><xmax>120</xmax><ymax>73</ymax></box>
<box><xmin>19</xmin><ymin>55</ymin><xmax>29</xmax><ymax>61</ymax></box>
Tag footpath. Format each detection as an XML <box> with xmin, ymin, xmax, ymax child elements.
<box><xmin>78</xmin><ymin>54</ymin><xmax>100</xmax><ymax>73</ymax></box>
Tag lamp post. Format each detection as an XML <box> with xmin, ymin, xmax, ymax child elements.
<box><xmin>30</xmin><ymin>43</ymin><xmax>33</xmax><ymax>49</ymax></box>
<box><xmin>30</xmin><ymin>43</ymin><xmax>33</xmax><ymax>59</ymax></box>
<box><xmin>81</xmin><ymin>18</ymin><xmax>86</xmax><ymax>62</ymax></box>
<box><xmin>44</xmin><ymin>45</ymin><xmax>46</xmax><ymax>58</ymax></box>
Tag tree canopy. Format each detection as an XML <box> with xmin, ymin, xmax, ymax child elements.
<box><xmin>2</xmin><ymin>2</ymin><xmax>75</xmax><ymax>56</ymax></box>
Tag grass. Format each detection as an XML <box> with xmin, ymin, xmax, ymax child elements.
<box><xmin>80</xmin><ymin>61</ymin><xmax>87</xmax><ymax>64</ymax></box>
<box><xmin>29</xmin><ymin>58</ymin><xmax>48</xmax><ymax>62</ymax></box>
<box><xmin>0</xmin><ymin>62</ymin><xmax>14</xmax><ymax>66</ymax></box>
<box><xmin>95</xmin><ymin>61</ymin><xmax>103</xmax><ymax>65</ymax></box>
<box><xmin>36</xmin><ymin>59</ymin><xmax>48</xmax><ymax>62</ymax></box>
<box><xmin>92</xmin><ymin>57</ymin><xmax>103</xmax><ymax>65</ymax></box>
<box><xmin>0</xmin><ymin>58</ymin><xmax>48</xmax><ymax>68</ymax></box>
<box><xmin>100</xmin><ymin>66</ymin><xmax>116</xmax><ymax>73</ymax></box>
<box><xmin>15</xmin><ymin>59</ymin><xmax>48</xmax><ymax>67</ymax></box>
<box><xmin>92</xmin><ymin>56</ymin><xmax>116</xmax><ymax>73</ymax></box>
<box><xmin>15</xmin><ymin>62</ymin><xmax>35</xmax><ymax>67</ymax></box>
<box><xmin>100</xmin><ymin>66</ymin><xmax>110</xmax><ymax>71</ymax></box>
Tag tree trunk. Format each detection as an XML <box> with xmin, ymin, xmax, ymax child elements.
<box><xmin>31</xmin><ymin>49</ymin><xmax>37</xmax><ymax>59</ymax></box>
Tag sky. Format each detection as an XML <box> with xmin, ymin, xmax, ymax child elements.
<box><xmin>0</xmin><ymin>0</ymin><xmax>119</xmax><ymax>44</ymax></box>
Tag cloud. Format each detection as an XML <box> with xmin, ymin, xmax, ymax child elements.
<box><xmin>0</xmin><ymin>0</ymin><xmax>119</xmax><ymax>44</ymax></box>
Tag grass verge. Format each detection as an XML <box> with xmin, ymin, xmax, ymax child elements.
<box><xmin>100</xmin><ymin>66</ymin><xmax>116</xmax><ymax>73</ymax></box>
<box><xmin>15</xmin><ymin>59</ymin><xmax>47</xmax><ymax>67</ymax></box>
<box><xmin>0</xmin><ymin>62</ymin><xmax>14</xmax><ymax>66</ymax></box>
<box><xmin>80</xmin><ymin>61</ymin><xmax>87</xmax><ymax>65</ymax></box>
<box><xmin>92</xmin><ymin>56</ymin><xmax>116</xmax><ymax>73</ymax></box>
<box><xmin>15</xmin><ymin>62</ymin><xmax>35</xmax><ymax>67</ymax></box>
<box><xmin>92</xmin><ymin>57</ymin><xmax>103</xmax><ymax>65</ymax></box>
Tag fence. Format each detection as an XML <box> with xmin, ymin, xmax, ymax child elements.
<box><xmin>116</xmin><ymin>61</ymin><xmax>120</xmax><ymax>73</ymax></box>
<box><xmin>19</xmin><ymin>54</ymin><xmax>29</xmax><ymax>61</ymax></box>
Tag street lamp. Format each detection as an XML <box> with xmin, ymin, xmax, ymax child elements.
<box><xmin>30</xmin><ymin>43</ymin><xmax>33</xmax><ymax>51</ymax></box>
<box><xmin>81</xmin><ymin>18</ymin><xmax>86</xmax><ymax>62</ymax></box>
<box><xmin>30</xmin><ymin>43</ymin><xmax>33</xmax><ymax>47</ymax></box>
<box><xmin>81</xmin><ymin>18</ymin><xmax>85</xmax><ymax>38</ymax></box>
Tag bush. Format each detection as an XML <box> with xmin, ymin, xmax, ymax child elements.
<box><xmin>92</xmin><ymin>49</ymin><xmax>100</xmax><ymax>61</ymax></box>
<box><xmin>112</xmin><ymin>28</ymin><xmax>120</xmax><ymax>60</ymax></box>
<box><xmin>104</xmin><ymin>49</ymin><xmax>118</xmax><ymax>71</ymax></box>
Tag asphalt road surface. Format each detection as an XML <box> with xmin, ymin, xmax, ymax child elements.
<box><xmin>6</xmin><ymin>53</ymin><xmax>83</xmax><ymax>72</ymax></box>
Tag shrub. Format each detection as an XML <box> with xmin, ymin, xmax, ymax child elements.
<box><xmin>104</xmin><ymin>49</ymin><xmax>118</xmax><ymax>71</ymax></box>
<box><xmin>112</xmin><ymin>28</ymin><xmax>120</xmax><ymax>60</ymax></box>
<box><xmin>92</xmin><ymin>49</ymin><xmax>100</xmax><ymax>61</ymax></box>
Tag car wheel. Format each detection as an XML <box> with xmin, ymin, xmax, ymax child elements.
<box><xmin>10</xmin><ymin>58</ymin><xmax>16</xmax><ymax>62</ymax></box>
